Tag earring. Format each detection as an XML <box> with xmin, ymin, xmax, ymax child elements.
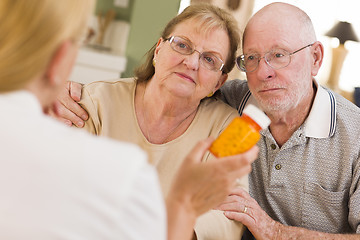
<box><xmin>152</xmin><ymin>58</ymin><xmax>156</xmax><ymax>67</ymax></box>
<box><xmin>207</xmin><ymin>92</ymin><xmax>213</xmax><ymax>97</ymax></box>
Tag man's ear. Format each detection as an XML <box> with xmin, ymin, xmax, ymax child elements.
<box><xmin>45</xmin><ymin>40</ymin><xmax>75</xmax><ymax>87</ymax></box>
<box><xmin>311</xmin><ymin>41</ymin><xmax>324</xmax><ymax>76</ymax></box>
<box><xmin>214</xmin><ymin>73</ymin><xmax>228</xmax><ymax>92</ymax></box>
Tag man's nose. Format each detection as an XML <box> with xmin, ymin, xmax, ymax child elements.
<box><xmin>256</xmin><ymin>57</ymin><xmax>275</xmax><ymax>80</ymax></box>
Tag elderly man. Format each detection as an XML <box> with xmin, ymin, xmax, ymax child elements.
<box><xmin>216</xmin><ymin>2</ymin><xmax>360</xmax><ymax>239</ymax></box>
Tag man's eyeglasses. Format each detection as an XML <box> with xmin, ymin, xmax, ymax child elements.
<box><xmin>165</xmin><ymin>36</ymin><xmax>225</xmax><ymax>72</ymax></box>
<box><xmin>236</xmin><ymin>43</ymin><xmax>314</xmax><ymax>72</ymax></box>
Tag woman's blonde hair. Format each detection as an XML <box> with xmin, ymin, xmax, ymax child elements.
<box><xmin>0</xmin><ymin>0</ymin><xmax>94</xmax><ymax>92</ymax></box>
<box><xmin>135</xmin><ymin>3</ymin><xmax>240</xmax><ymax>83</ymax></box>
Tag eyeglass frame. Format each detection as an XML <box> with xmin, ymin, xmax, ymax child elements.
<box><xmin>236</xmin><ymin>43</ymin><xmax>315</xmax><ymax>73</ymax></box>
<box><xmin>164</xmin><ymin>36</ymin><xmax>225</xmax><ymax>72</ymax></box>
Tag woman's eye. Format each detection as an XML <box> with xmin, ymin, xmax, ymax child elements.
<box><xmin>247</xmin><ymin>55</ymin><xmax>257</xmax><ymax>61</ymax></box>
<box><xmin>203</xmin><ymin>56</ymin><xmax>215</xmax><ymax>64</ymax></box>
<box><xmin>178</xmin><ymin>42</ymin><xmax>189</xmax><ymax>49</ymax></box>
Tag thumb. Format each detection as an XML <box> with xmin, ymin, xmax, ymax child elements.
<box><xmin>183</xmin><ymin>137</ymin><xmax>214</xmax><ymax>165</ymax></box>
<box><xmin>69</xmin><ymin>81</ymin><xmax>83</xmax><ymax>102</ymax></box>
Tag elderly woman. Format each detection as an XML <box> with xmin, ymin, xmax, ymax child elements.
<box><xmin>0</xmin><ymin>0</ymin><xmax>259</xmax><ymax>239</ymax></box>
<box><xmin>54</xmin><ymin>4</ymin><xmax>248</xmax><ymax>239</ymax></box>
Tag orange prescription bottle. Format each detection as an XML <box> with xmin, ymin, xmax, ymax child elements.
<box><xmin>209</xmin><ymin>104</ymin><xmax>270</xmax><ymax>157</ymax></box>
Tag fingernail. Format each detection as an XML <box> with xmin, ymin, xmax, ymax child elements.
<box><xmin>77</xmin><ymin>121</ymin><xmax>84</xmax><ymax>127</ymax></box>
<box><xmin>81</xmin><ymin>115</ymin><xmax>88</xmax><ymax>120</ymax></box>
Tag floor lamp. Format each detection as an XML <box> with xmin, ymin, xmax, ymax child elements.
<box><xmin>325</xmin><ymin>21</ymin><xmax>359</xmax><ymax>91</ymax></box>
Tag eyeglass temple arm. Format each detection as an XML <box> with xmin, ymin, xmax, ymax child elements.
<box><xmin>290</xmin><ymin>43</ymin><xmax>314</xmax><ymax>55</ymax></box>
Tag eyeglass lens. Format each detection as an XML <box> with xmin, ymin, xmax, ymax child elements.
<box><xmin>237</xmin><ymin>44</ymin><xmax>313</xmax><ymax>72</ymax></box>
<box><xmin>237</xmin><ymin>49</ymin><xmax>290</xmax><ymax>72</ymax></box>
<box><xmin>168</xmin><ymin>36</ymin><xmax>224</xmax><ymax>72</ymax></box>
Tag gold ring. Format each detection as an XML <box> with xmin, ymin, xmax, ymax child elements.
<box><xmin>243</xmin><ymin>206</ymin><xmax>248</xmax><ymax>214</ymax></box>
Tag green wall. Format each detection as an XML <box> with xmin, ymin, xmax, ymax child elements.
<box><xmin>124</xmin><ymin>0</ymin><xmax>181</xmax><ymax>77</ymax></box>
<box><xmin>95</xmin><ymin>0</ymin><xmax>181</xmax><ymax>77</ymax></box>
<box><xmin>95</xmin><ymin>0</ymin><xmax>134</xmax><ymax>21</ymax></box>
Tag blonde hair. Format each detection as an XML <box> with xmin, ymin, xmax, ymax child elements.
<box><xmin>135</xmin><ymin>3</ymin><xmax>240</xmax><ymax>83</ymax></box>
<box><xmin>0</xmin><ymin>0</ymin><xmax>94</xmax><ymax>92</ymax></box>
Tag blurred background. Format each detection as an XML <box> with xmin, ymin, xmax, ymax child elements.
<box><xmin>70</xmin><ymin>0</ymin><xmax>360</xmax><ymax>104</ymax></box>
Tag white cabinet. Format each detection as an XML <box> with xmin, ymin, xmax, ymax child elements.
<box><xmin>69</xmin><ymin>47</ymin><xmax>127</xmax><ymax>85</ymax></box>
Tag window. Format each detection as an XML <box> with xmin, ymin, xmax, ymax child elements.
<box><xmin>178</xmin><ymin>0</ymin><xmax>191</xmax><ymax>14</ymax></box>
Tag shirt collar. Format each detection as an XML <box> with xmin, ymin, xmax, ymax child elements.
<box><xmin>237</xmin><ymin>79</ymin><xmax>336</xmax><ymax>139</ymax></box>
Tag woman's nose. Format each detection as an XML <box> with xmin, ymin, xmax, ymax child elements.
<box><xmin>183</xmin><ymin>51</ymin><xmax>200</xmax><ymax>71</ymax></box>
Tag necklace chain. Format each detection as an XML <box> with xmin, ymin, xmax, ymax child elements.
<box><xmin>141</xmin><ymin>84</ymin><xmax>197</xmax><ymax>144</ymax></box>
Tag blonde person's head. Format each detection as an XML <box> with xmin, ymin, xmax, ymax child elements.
<box><xmin>135</xmin><ymin>3</ymin><xmax>240</xmax><ymax>83</ymax></box>
<box><xmin>0</xmin><ymin>0</ymin><xmax>94</xmax><ymax>92</ymax></box>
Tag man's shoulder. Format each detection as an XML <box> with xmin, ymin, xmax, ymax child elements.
<box><xmin>221</xmin><ymin>79</ymin><xmax>249</xmax><ymax>91</ymax></box>
<box><xmin>216</xmin><ymin>79</ymin><xmax>249</xmax><ymax>109</ymax></box>
<box><xmin>335</xmin><ymin>93</ymin><xmax>360</xmax><ymax>128</ymax></box>
<box><xmin>335</xmin><ymin>92</ymin><xmax>360</xmax><ymax>115</ymax></box>
<box><xmin>322</xmin><ymin>92</ymin><xmax>360</xmax><ymax>148</ymax></box>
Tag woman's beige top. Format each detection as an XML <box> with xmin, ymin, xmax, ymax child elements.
<box><xmin>79</xmin><ymin>78</ymin><xmax>247</xmax><ymax>240</ymax></box>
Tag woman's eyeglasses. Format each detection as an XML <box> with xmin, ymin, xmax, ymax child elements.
<box><xmin>165</xmin><ymin>36</ymin><xmax>225</xmax><ymax>72</ymax></box>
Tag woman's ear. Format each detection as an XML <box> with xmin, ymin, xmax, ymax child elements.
<box><xmin>311</xmin><ymin>41</ymin><xmax>324</xmax><ymax>77</ymax></box>
<box><xmin>45</xmin><ymin>40</ymin><xmax>77</xmax><ymax>87</ymax></box>
<box><xmin>214</xmin><ymin>73</ymin><xmax>228</xmax><ymax>92</ymax></box>
<box><xmin>154</xmin><ymin>38</ymin><xmax>164</xmax><ymax>58</ymax></box>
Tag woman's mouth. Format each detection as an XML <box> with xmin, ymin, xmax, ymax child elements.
<box><xmin>176</xmin><ymin>72</ymin><xmax>195</xmax><ymax>83</ymax></box>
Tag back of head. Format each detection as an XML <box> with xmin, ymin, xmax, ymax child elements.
<box><xmin>0</xmin><ymin>0</ymin><xmax>94</xmax><ymax>93</ymax></box>
<box><xmin>243</xmin><ymin>2</ymin><xmax>316</xmax><ymax>47</ymax></box>
<box><xmin>135</xmin><ymin>3</ymin><xmax>240</xmax><ymax>82</ymax></box>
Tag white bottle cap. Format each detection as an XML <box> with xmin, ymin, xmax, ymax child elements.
<box><xmin>243</xmin><ymin>104</ymin><xmax>271</xmax><ymax>129</ymax></box>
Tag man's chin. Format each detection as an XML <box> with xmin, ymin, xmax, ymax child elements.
<box><xmin>257</xmin><ymin>99</ymin><xmax>290</xmax><ymax>112</ymax></box>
